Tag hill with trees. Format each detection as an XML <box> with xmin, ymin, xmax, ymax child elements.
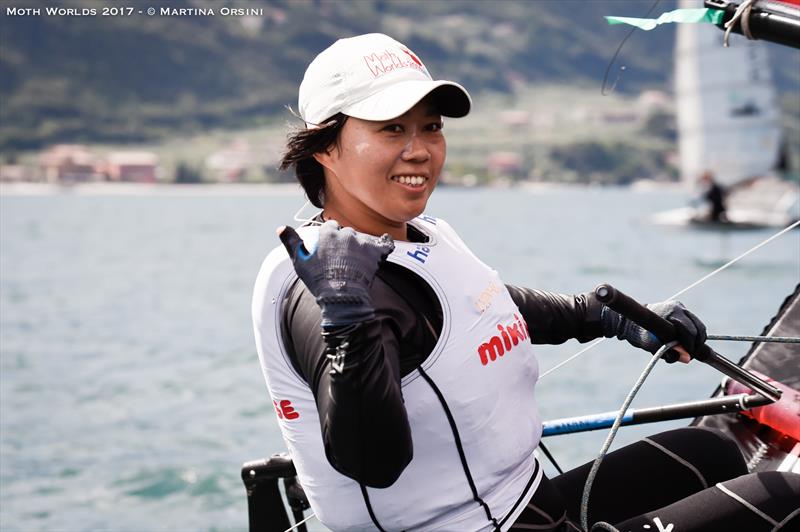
<box><xmin>2</xmin><ymin>0</ymin><xmax>798</xmax><ymax>155</ymax></box>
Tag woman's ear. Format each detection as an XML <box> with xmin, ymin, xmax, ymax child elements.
<box><xmin>312</xmin><ymin>151</ymin><xmax>329</xmax><ymax>169</ymax></box>
<box><xmin>313</xmin><ymin>146</ymin><xmax>337</xmax><ymax>171</ymax></box>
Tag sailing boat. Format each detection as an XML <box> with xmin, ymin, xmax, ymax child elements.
<box><xmin>652</xmin><ymin>0</ymin><xmax>800</xmax><ymax>228</ymax></box>
<box><xmin>241</xmin><ymin>283</ymin><xmax>800</xmax><ymax>531</ymax></box>
<box><xmin>240</xmin><ymin>6</ymin><xmax>800</xmax><ymax>529</ymax></box>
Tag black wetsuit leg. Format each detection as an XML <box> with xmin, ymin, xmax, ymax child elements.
<box><xmin>616</xmin><ymin>471</ymin><xmax>800</xmax><ymax>532</ymax></box>
<box><xmin>510</xmin><ymin>475</ymin><xmax>579</xmax><ymax>531</ymax></box>
<box><xmin>514</xmin><ymin>427</ymin><xmax>800</xmax><ymax>531</ymax></box>
<box><xmin>550</xmin><ymin>427</ymin><xmax>747</xmax><ymax>526</ymax></box>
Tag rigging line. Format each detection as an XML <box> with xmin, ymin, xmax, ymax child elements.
<box><xmin>538</xmin><ymin>440</ymin><xmax>564</xmax><ymax>475</ymax></box>
<box><xmin>666</xmin><ymin>219</ymin><xmax>799</xmax><ymax>301</ymax></box>
<box><xmin>707</xmin><ymin>334</ymin><xmax>800</xmax><ymax>343</ymax></box>
<box><xmin>601</xmin><ymin>0</ymin><xmax>662</xmax><ymax>95</ymax></box>
<box><xmin>723</xmin><ymin>0</ymin><xmax>757</xmax><ymax>46</ymax></box>
<box><xmin>541</xmin><ymin>338</ymin><xmax>606</xmax><ymax>379</ymax></box>
<box><xmin>283</xmin><ymin>511</ymin><xmax>317</xmax><ymax>532</ymax></box>
<box><xmin>540</xmin><ymin>219</ymin><xmax>800</xmax><ymax>380</ymax></box>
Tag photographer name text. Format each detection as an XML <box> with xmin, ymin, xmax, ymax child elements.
<box><xmin>6</xmin><ymin>6</ymin><xmax>263</xmax><ymax>17</ymax></box>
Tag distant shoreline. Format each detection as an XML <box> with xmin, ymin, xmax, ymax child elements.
<box><xmin>0</xmin><ymin>182</ymin><xmax>305</xmax><ymax>197</ymax></box>
<box><xmin>0</xmin><ymin>180</ymin><xmax>688</xmax><ymax>197</ymax></box>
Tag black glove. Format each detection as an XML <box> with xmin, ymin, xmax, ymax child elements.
<box><xmin>278</xmin><ymin>220</ymin><xmax>395</xmax><ymax>328</ymax></box>
<box><xmin>601</xmin><ymin>300</ymin><xmax>707</xmax><ymax>361</ymax></box>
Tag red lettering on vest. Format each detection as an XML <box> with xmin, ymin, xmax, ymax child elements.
<box><xmin>478</xmin><ymin>314</ymin><xmax>529</xmax><ymax>366</ymax></box>
<box><xmin>478</xmin><ymin>336</ymin><xmax>505</xmax><ymax>365</ymax></box>
<box><xmin>507</xmin><ymin>323</ymin><xmax>525</xmax><ymax>345</ymax></box>
<box><xmin>273</xmin><ymin>399</ymin><xmax>300</xmax><ymax>420</ymax></box>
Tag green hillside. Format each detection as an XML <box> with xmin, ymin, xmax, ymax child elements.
<box><xmin>1</xmin><ymin>0</ymin><xmax>798</xmax><ymax>154</ymax></box>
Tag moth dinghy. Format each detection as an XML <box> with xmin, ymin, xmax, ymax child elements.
<box><xmin>651</xmin><ymin>0</ymin><xmax>800</xmax><ymax>229</ymax></box>
<box><xmin>241</xmin><ymin>283</ymin><xmax>799</xmax><ymax>531</ymax></box>
<box><xmin>242</xmin><ymin>4</ymin><xmax>800</xmax><ymax>528</ymax></box>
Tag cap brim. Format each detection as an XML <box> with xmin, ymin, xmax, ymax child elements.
<box><xmin>342</xmin><ymin>80</ymin><xmax>471</xmax><ymax>121</ymax></box>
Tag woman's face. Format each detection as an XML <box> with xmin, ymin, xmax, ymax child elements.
<box><xmin>316</xmin><ymin>98</ymin><xmax>445</xmax><ymax>239</ymax></box>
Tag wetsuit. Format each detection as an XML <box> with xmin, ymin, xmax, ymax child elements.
<box><xmin>704</xmin><ymin>181</ymin><xmax>727</xmax><ymax>222</ymax></box>
<box><xmin>273</xmin><ymin>221</ymin><xmax>799</xmax><ymax>531</ymax></box>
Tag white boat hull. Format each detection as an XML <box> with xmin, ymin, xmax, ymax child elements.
<box><xmin>652</xmin><ymin>177</ymin><xmax>799</xmax><ymax>229</ymax></box>
<box><xmin>651</xmin><ymin>206</ymin><xmax>795</xmax><ymax>229</ymax></box>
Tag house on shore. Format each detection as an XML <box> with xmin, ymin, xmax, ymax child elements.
<box><xmin>103</xmin><ymin>152</ymin><xmax>158</xmax><ymax>182</ymax></box>
<box><xmin>38</xmin><ymin>145</ymin><xmax>159</xmax><ymax>183</ymax></box>
<box><xmin>39</xmin><ymin>144</ymin><xmax>97</xmax><ymax>183</ymax></box>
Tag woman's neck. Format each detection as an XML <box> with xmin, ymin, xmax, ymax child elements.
<box><xmin>321</xmin><ymin>206</ymin><xmax>408</xmax><ymax>241</ymax></box>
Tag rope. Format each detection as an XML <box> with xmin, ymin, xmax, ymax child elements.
<box><xmin>590</xmin><ymin>523</ymin><xmax>619</xmax><ymax>531</ymax></box>
<box><xmin>724</xmin><ymin>0</ymin><xmax>757</xmax><ymax>46</ymax></box>
<box><xmin>707</xmin><ymin>334</ymin><xmax>800</xmax><ymax>343</ymax></box>
<box><xmin>579</xmin><ymin>341</ymin><xmax>677</xmax><ymax>532</ymax></box>
<box><xmin>541</xmin><ymin>219</ymin><xmax>800</xmax><ymax>380</ymax></box>
<box><xmin>541</xmin><ymin>339</ymin><xmax>606</xmax><ymax>379</ymax></box>
<box><xmin>667</xmin><ymin>220</ymin><xmax>799</xmax><ymax>301</ymax></box>
<box><xmin>539</xmin><ymin>440</ymin><xmax>565</xmax><ymax>475</ymax></box>
<box><xmin>283</xmin><ymin>511</ymin><xmax>317</xmax><ymax>532</ymax></box>
<box><xmin>600</xmin><ymin>0</ymin><xmax>662</xmax><ymax>95</ymax></box>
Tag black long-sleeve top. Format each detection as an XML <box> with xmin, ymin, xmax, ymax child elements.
<box><xmin>280</xmin><ymin>226</ymin><xmax>607</xmax><ymax>488</ymax></box>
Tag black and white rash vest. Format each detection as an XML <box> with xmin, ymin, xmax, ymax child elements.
<box><xmin>252</xmin><ymin>216</ymin><xmax>543</xmax><ymax>531</ymax></box>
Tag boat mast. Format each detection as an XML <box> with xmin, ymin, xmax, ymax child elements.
<box><xmin>675</xmin><ymin>0</ymin><xmax>782</xmax><ymax>188</ymax></box>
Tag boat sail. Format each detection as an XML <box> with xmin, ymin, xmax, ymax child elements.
<box><xmin>675</xmin><ymin>0</ymin><xmax>782</xmax><ymax>188</ymax></box>
<box><xmin>652</xmin><ymin>0</ymin><xmax>799</xmax><ymax>228</ymax></box>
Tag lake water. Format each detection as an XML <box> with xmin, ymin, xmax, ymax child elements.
<box><xmin>1</xmin><ymin>185</ymin><xmax>798</xmax><ymax>531</ymax></box>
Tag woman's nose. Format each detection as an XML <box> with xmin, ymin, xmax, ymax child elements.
<box><xmin>401</xmin><ymin>135</ymin><xmax>431</xmax><ymax>162</ymax></box>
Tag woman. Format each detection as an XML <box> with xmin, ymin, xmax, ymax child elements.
<box><xmin>253</xmin><ymin>33</ymin><xmax>799</xmax><ymax>531</ymax></box>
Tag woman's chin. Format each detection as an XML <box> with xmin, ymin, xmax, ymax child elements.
<box><xmin>395</xmin><ymin>206</ymin><xmax>427</xmax><ymax>224</ymax></box>
<box><xmin>374</xmin><ymin>197</ymin><xmax>432</xmax><ymax>227</ymax></box>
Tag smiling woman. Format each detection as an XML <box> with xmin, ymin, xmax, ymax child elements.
<box><xmin>251</xmin><ymin>33</ymin><xmax>799</xmax><ymax>532</ymax></box>
<box><xmin>279</xmin><ymin>32</ymin><xmax>468</xmax><ymax>240</ymax></box>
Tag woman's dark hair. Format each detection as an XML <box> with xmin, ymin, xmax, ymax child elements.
<box><xmin>280</xmin><ymin>113</ymin><xmax>348</xmax><ymax>208</ymax></box>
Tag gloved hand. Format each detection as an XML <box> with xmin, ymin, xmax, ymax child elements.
<box><xmin>601</xmin><ymin>300</ymin><xmax>707</xmax><ymax>362</ymax></box>
<box><xmin>278</xmin><ymin>220</ymin><xmax>395</xmax><ymax>328</ymax></box>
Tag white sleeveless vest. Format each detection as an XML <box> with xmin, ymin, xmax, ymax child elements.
<box><xmin>252</xmin><ymin>216</ymin><xmax>543</xmax><ymax>531</ymax></box>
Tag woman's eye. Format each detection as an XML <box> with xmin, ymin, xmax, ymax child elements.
<box><xmin>427</xmin><ymin>121</ymin><xmax>444</xmax><ymax>132</ymax></box>
<box><xmin>383</xmin><ymin>124</ymin><xmax>403</xmax><ymax>133</ymax></box>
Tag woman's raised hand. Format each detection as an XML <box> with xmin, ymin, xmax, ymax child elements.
<box><xmin>278</xmin><ymin>220</ymin><xmax>395</xmax><ymax>328</ymax></box>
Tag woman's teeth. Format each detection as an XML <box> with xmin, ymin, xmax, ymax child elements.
<box><xmin>392</xmin><ymin>175</ymin><xmax>426</xmax><ymax>186</ymax></box>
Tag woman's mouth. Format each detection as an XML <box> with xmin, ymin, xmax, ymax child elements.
<box><xmin>390</xmin><ymin>175</ymin><xmax>428</xmax><ymax>188</ymax></box>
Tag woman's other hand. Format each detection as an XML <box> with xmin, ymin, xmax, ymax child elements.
<box><xmin>602</xmin><ymin>300</ymin><xmax>707</xmax><ymax>363</ymax></box>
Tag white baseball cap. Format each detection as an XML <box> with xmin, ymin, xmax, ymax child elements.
<box><xmin>298</xmin><ymin>33</ymin><xmax>472</xmax><ymax>127</ymax></box>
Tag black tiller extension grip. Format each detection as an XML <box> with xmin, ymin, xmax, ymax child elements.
<box><xmin>594</xmin><ymin>283</ymin><xmax>684</xmax><ymax>363</ymax></box>
<box><xmin>594</xmin><ymin>284</ymin><xmax>782</xmax><ymax>402</ymax></box>
<box><xmin>594</xmin><ymin>285</ymin><xmax>678</xmax><ymax>342</ymax></box>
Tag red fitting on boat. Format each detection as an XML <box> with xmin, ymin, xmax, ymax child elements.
<box><xmin>726</xmin><ymin>371</ymin><xmax>800</xmax><ymax>441</ymax></box>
